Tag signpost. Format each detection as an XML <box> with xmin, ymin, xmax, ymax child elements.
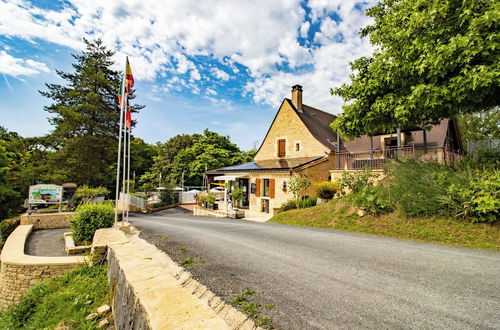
<box><xmin>28</xmin><ymin>184</ymin><xmax>63</xmax><ymax>212</ymax></box>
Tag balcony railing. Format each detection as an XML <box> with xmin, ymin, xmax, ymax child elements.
<box><xmin>334</xmin><ymin>147</ymin><xmax>462</xmax><ymax>170</ymax></box>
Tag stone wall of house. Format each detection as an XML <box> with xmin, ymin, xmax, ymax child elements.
<box><xmin>20</xmin><ymin>212</ymin><xmax>73</xmax><ymax>229</ymax></box>
<box><xmin>247</xmin><ymin>172</ymin><xmax>291</xmax><ymax>213</ymax></box>
<box><xmin>0</xmin><ymin>225</ymin><xmax>85</xmax><ymax>311</ymax></box>
<box><xmin>254</xmin><ymin>100</ymin><xmax>329</xmax><ymax>161</ymax></box>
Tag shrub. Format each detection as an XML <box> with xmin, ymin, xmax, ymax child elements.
<box><xmin>230</xmin><ymin>188</ymin><xmax>244</xmax><ymax>202</ymax></box>
<box><xmin>71</xmin><ymin>202</ymin><xmax>114</xmax><ymax>243</ymax></box>
<box><xmin>198</xmin><ymin>193</ymin><xmax>216</xmax><ymax>205</ymax></box>
<box><xmin>74</xmin><ymin>185</ymin><xmax>109</xmax><ymax>202</ymax></box>
<box><xmin>350</xmin><ymin>185</ymin><xmax>393</xmax><ymax>215</ymax></box>
<box><xmin>289</xmin><ymin>176</ymin><xmax>311</xmax><ymax>200</ymax></box>
<box><xmin>0</xmin><ymin>218</ymin><xmax>20</xmax><ymax>250</ymax></box>
<box><xmin>152</xmin><ymin>190</ymin><xmax>180</xmax><ymax>208</ymax></box>
<box><xmin>338</xmin><ymin>169</ymin><xmax>377</xmax><ymax>195</ymax></box>
<box><xmin>314</xmin><ymin>182</ymin><xmax>338</xmax><ymax>199</ymax></box>
<box><xmin>443</xmin><ymin>168</ymin><xmax>499</xmax><ymax>223</ymax></box>
<box><xmin>279</xmin><ymin>196</ymin><xmax>317</xmax><ymax>212</ymax></box>
<box><xmin>475</xmin><ymin>149</ymin><xmax>500</xmax><ymax>167</ymax></box>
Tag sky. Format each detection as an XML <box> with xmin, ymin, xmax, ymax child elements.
<box><xmin>0</xmin><ymin>0</ymin><xmax>377</xmax><ymax>150</ymax></box>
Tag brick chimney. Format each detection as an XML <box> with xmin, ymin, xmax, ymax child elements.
<box><xmin>291</xmin><ymin>84</ymin><xmax>303</xmax><ymax>112</ymax></box>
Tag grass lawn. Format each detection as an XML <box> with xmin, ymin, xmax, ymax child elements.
<box><xmin>270</xmin><ymin>199</ymin><xmax>500</xmax><ymax>251</ymax></box>
<box><xmin>0</xmin><ymin>265</ymin><xmax>110</xmax><ymax>329</ymax></box>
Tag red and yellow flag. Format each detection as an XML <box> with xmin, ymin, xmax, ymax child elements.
<box><xmin>125</xmin><ymin>58</ymin><xmax>134</xmax><ymax>93</ymax></box>
<box><xmin>126</xmin><ymin>107</ymin><xmax>132</xmax><ymax>128</ymax></box>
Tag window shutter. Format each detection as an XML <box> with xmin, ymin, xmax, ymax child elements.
<box><xmin>255</xmin><ymin>179</ymin><xmax>261</xmax><ymax>197</ymax></box>
<box><xmin>278</xmin><ymin>139</ymin><xmax>286</xmax><ymax>157</ymax></box>
<box><xmin>269</xmin><ymin>179</ymin><xmax>275</xmax><ymax>198</ymax></box>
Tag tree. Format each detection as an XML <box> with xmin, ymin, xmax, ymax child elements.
<box><xmin>0</xmin><ymin>141</ymin><xmax>21</xmax><ymax>219</ymax></box>
<box><xmin>150</xmin><ymin>134</ymin><xmax>194</xmax><ymax>184</ymax></box>
<box><xmin>289</xmin><ymin>176</ymin><xmax>310</xmax><ymax>201</ymax></box>
<box><xmin>458</xmin><ymin>108</ymin><xmax>500</xmax><ymax>142</ymax></box>
<box><xmin>331</xmin><ymin>0</ymin><xmax>499</xmax><ymax>139</ymax></box>
<box><xmin>39</xmin><ymin>39</ymin><xmax>143</xmax><ymax>189</ymax></box>
<box><xmin>169</xmin><ymin>129</ymin><xmax>252</xmax><ymax>186</ymax></box>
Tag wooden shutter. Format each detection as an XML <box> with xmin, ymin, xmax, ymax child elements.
<box><xmin>255</xmin><ymin>179</ymin><xmax>261</xmax><ymax>197</ymax></box>
<box><xmin>278</xmin><ymin>139</ymin><xmax>286</xmax><ymax>157</ymax></box>
<box><xmin>269</xmin><ymin>179</ymin><xmax>275</xmax><ymax>198</ymax></box>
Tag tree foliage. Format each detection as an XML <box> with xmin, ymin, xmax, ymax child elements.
<box><xmin>458</xmin><ymin>108</ymin><xmax>500</xmax><ymax>142</ymax></box>
<box><xmin>332</xmin><ymin>0</ymin><xmax>499</xmax><ymax>139</ymax></box>
<box><xmin>148</xmin><ymin>129</ymin><xmax>252</xmax><ymax>187</ymax></box>
<box><xmin>39</xmin><ymin>38</ymin><xmax>143</xmax><ymax>188</ymax></box>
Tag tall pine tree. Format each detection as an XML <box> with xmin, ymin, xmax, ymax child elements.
<box><xmin>40</xmin><ymin>39</ymin><xmax>143</xmax><ymax>188</ymax></box>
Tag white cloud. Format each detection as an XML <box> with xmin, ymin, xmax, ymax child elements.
<box><xmin>211</xmin><ymin>67</ymin><xmax>230</xmax><ymax>81</ymax></box>
<box><xmin>0</xmin><ymin>51</ymin><xmax>50</xmax><ymax>77</ymax></box>
<box><xmin>0</xmin><ymin>0</ymin><xmax>378</xmax><ymax>113</ymax></box>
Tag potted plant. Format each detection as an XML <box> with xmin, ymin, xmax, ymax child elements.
<box><xmin>229</xmin><ymin>188</ymin><xmax>245</xmax><ymax>218</ymax></box>
<box><xmin>206</xmin><ymin>193</ymin><xmax>217</xmax><ymax>210</ymax></box>
<box><xmin>230</xmin><ymin>188</ymin><xmax>244</xmax><ymax>209</ymax></box>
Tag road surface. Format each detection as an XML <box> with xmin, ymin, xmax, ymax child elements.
<box><xmin>129</xmin><ymin>208</ymin><xmax>500</xmax><ymax>329</ymax></box>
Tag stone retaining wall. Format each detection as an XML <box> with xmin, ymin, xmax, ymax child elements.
<box><xmin>20</xmin><ymin>212</ymin><xmax>73</xmax><ymax>229</ymax></box>
<box><xmin>105</xmin><ymin>229</ymin><xmax>259</xmax><ymax>329</ymax></box>
<box><xmin>0</xmin><ymin>225</ymin><xmax>85</xmax><ymax>311</ymax></box>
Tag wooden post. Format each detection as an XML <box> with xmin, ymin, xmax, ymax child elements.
<box><xmin>423</xmin><ymin>129</ymin><xmax>428</xmax><ymax>153</ymax></box>
<box><xmin>396</xmin><ymin>128</ymin><xmax>401</xmax><ymax>158</ymax></box>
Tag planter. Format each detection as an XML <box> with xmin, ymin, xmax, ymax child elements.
<box><xmin>207</xmin><ymin>203</ymin><xmax>218</xmax><ymax>210</ymax></box>
<box><xmin>228</xmin><ymin>209</ymin><xmax>245</xmax><ymax>219</ymax></box>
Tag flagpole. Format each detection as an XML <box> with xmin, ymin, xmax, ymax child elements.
<box><xmin>121</xmin><ymin>97</ymin><xmax>128</xmax><ymax>221</ymax></box>
<box><xmin>126</xmin><ymin>126</ymin><xmax>131</xmax><ymax>222</ymax></box>
<box><xmin>114</xmin><ymin>73</ymin><xmax>127</xmax><ymax>228</ymax></box>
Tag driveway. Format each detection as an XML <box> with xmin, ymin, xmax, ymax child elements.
<box><xmin>129</xmin><ymin>208</ymin><xmax>500</xmax><ymax>329</ymax></box>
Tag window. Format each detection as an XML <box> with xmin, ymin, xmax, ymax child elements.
<box><xmin>295</xmin><ymin>143</ymin><xmax>300</xmax><ymax>151</ymax></box>
<box><xmin>278</xmin><ymin>139</ymin><xmax>286</xmax><ymax>157</ymax></box>
<box><xmin>263</xmin><ymin>179</ymin><xmax>270</xmax><ymax>197</ymax></box>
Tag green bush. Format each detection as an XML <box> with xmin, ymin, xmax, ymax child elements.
<box><xmin>0</xmin><ymin>218</ymin><xmax>20</xmax><ymax>250</ymax></box>
<box><xmin>71</xmin><ymin>202</ymin><xmax>114</xmax><ymax>243</ymax></box>
<box><xmin>199</xmin><ymin>193</ymin><xmax>216</xmax><ymax>205</ymax></box>
<box><xmin>74</xmin><ymin>185</ymin><xmax>109</xmax><ymax>202</ymax></box>
<box><xmin>443</xmin><ymin>168</ymin><xmax>499</xmax><ymax>223</ymax></box>
<box><xmin>314</xmin><ymin>182</ymin><xmax>338</xmax><ymax>199</ymax></box>
<box><xmin>350</xmin><ymin>185</ymin><xmax>393</xmax><ymax>215</ymax></box>
<box><xmin>338</xmin><ymin>168</ymin><xmax>377</xmax><ymax>195</ymax></box>
<box><xmin>381</xmin><ymin>160</ymin><xmax>461</xmax><ymax>217</ymax></box>
<box><xmin>279</xmin><ymin>196</ymin><xmax>317</xmax><ymax>212</ymax></box>
<box><xmin>159</xmin><ymin>189</ymin><xmax>179</xmax><ymax>205</ymax></box>
<box><xmin>475</xmin><ymin>149</ymin><xmax>500</xmax><ymax>167</ymax></box>
<box><xmin>230</xmin><ymin>188</ymin><xmax>244</xmax><ymax>202</ymax></box>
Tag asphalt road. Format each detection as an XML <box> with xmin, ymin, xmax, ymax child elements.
<box><xmin>129</xmin><ymin>208</ymin><xmax>500</xmax><ymax>329</ymax></box>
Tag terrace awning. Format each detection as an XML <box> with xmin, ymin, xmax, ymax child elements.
<box><xmin>213</xmin><ymin>175</ymin><xmax>247</xmax><ymax>181</ymax></box>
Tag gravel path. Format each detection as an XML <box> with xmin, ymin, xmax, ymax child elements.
<box><xmin>129</xmin><ymin>208</ymin><xmax>500</xmax><ymax>330</ymax></box>
<box><xmin>24</xmin><ymin>228</ymin><xmax>68</xmax><ymax>257</ymax></box>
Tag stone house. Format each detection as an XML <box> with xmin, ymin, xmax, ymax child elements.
<box><xmin>207</xmin><ymin>85</ymin><xmax>339</xmax><ymax>215</ymax></box>
<box><xmin>207</xmin><ymin>85</ymin><xmax>462</xmax><ymax>216</ymax></box>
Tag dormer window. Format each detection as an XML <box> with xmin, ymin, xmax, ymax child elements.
<box><xmin>295</xmin><ymin>143</ymin><xmax>300</xmax><ymax>151</ymax></box>
<box><xmin>278</xmin><ymin>139</ymin><xmax>286</xmax><ymax>157</ymax></box>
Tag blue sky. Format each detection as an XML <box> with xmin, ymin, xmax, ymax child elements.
<box><xmin>0</xmin><ymin>0</ymin><xmax>376</xmax><ymax>150</ymax></box>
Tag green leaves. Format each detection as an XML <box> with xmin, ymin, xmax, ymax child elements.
<box><xmin>332</xmin><ymin>0</ymin><xmax>499</xmax><ymax>139</ymax></box>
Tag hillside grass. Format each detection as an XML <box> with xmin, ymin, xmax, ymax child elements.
<box><xmin>0</xmin><ymin>265</ymin><xmax>110</xmax><ymax>329</ymax></box>
<box><xmin>270</xmin><ymin>199</ymin><xmax>500</xmax><ymax>251</ymax></box>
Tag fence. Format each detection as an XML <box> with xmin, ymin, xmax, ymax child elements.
<box><xmin>334</xmin><ymin>147</ymin><xmax>461</xmax><ymax>170</ymax></box>
<box><xmin>467</xmin><ymin>139</ymin><xmax>500</xmax><ymax>158</ymax></box>
<box><xmin>120</xmin><ymin>193</ymin><xmax>148</xmax><ymax>209</ymax></box>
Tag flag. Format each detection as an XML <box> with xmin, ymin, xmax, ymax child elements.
<box><xmin>125</xmin><ymin>58</ymin><xmax>134</xmax><ymax>93</ymax></box>
<box><xmin>117</xmin><ymin>79</ymin><xmax>124</xmax><ymax>108</ymax></box>
<box><xmin>126</xmin><ymin>107</ymin><xmax>131</xmax><ymax>128</ymax></box>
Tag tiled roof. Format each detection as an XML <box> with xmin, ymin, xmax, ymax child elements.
<box><xmin>285</xmin><ymin>99</ymin><xmax>339</xmax><ymax>151</ymax></box>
